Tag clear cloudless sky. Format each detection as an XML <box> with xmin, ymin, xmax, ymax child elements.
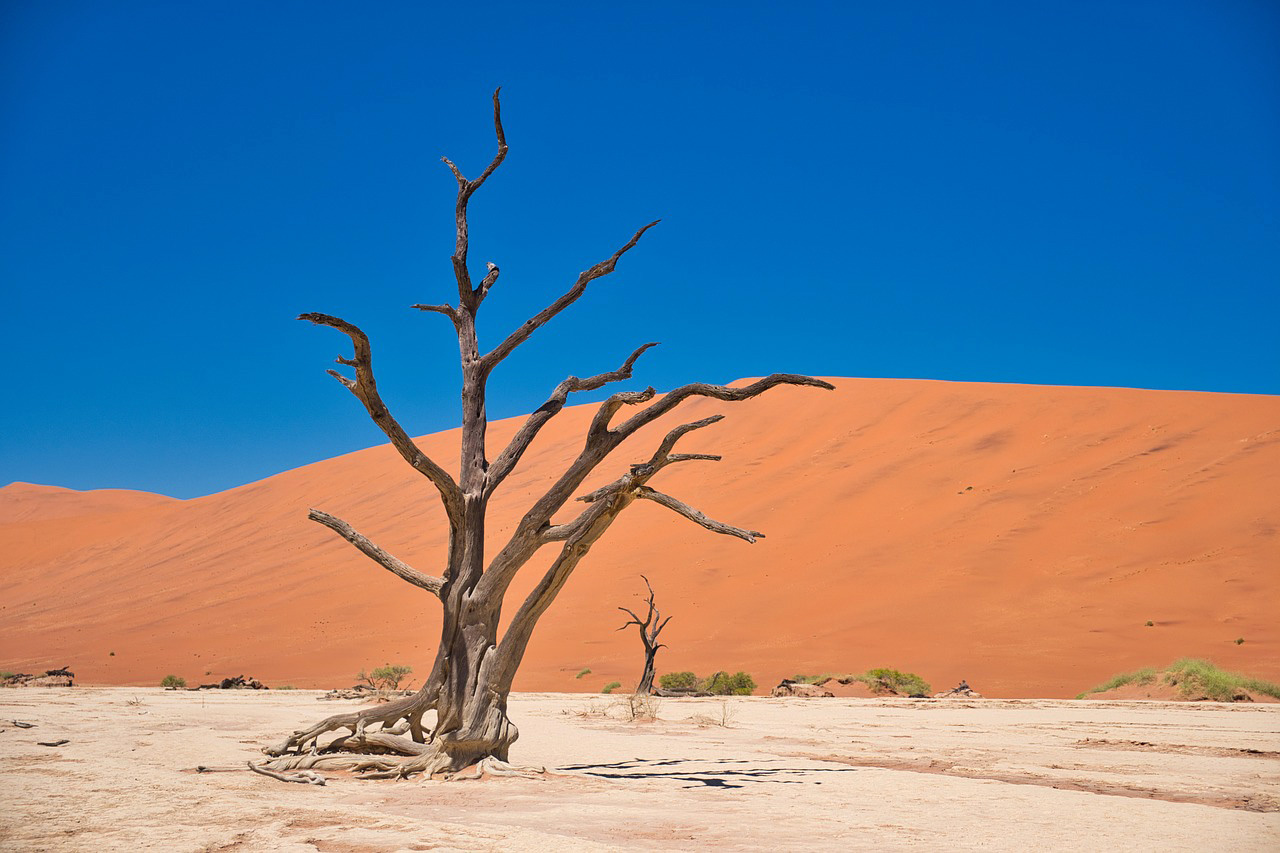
<box><xmin>2</xmin><ymin>1</ymin><xmax>1277</xmax><ymax>498</ymax></box>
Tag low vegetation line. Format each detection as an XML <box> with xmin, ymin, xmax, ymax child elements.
<box><xmin>1077</xmin><ymin>658</ymin><xmax>1280</xmax><ymax>701</ymax></box>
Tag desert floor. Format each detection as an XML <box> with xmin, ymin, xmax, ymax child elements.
<box><xmin>1</xmin><ymin>689</ymin><xmax>1277</xmax><ymax>851</ymax></box>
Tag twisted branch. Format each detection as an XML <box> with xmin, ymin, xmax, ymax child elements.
<box><xmin>485</xmin><ymin>342</ymin><xmax>659</xmax><ymax>497</ymax></box>
<box><xmin>617</xmin><ymin>575</ymin><xmax>671</xmax><ymax>647</ymax></box>
<box><xmin>443</xmin><ymin>88</ymin><xmax>508</xmax><ymax>309</ymax></box>
<box><xmin>308</xmin><ymin>509</ymin><xmax>444</xmax><ymax>597</ymax></box>
<box><xmin>635</xmin><ymin>487</ymin><xmax>763</xmax><ymax>543</ymax></box>
<box><xmin>477</xmin><ymin>376</ymin><xmax>830</xmax><ymax>602</ymax></box>
<box><xmin>298</xmin><ymin>313</ymin><xmax>462</xmax><ymax>524</ymax></box>
<box><xmin>481</xmin><ymin>221</ymin><xmax>660</xmax><ymax>371</ymax></box>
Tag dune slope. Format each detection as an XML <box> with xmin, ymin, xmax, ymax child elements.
<box><xmin>1</xmin><ymin>378</ymin><xmax>1276</xmax><ymax>697</ymax></box>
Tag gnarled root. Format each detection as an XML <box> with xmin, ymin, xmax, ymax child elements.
<box><xmin>261</xmin><ymin>737</ymin><xmax>544</xmax><ymax>782</ymax></box>
<box><xmin>264</xmin><ymin>691</ymin><xmax>433</xmax><ymax>757</ymax></box>
<box><xmin>247</xmin><ymin>761</ymin><xmax>327</xmax><ymax>786</ymax></box>
<box><xmin>446</xmin><ymin>756</ymin><xmax>547</xmax><ymax>781</ymax></box>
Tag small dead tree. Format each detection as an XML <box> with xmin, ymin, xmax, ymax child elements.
<box><xmin>618</xmin><ymin>575</ymin><xmax>670</xmax><ymax>696</ymax></box>
<box><xmin>259</xmin><ymin>90</ymin><xmax>832</xmax><ymax>780</ymax></box>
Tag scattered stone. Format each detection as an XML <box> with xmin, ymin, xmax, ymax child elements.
<box><xmin>193</xmin><ymin>675</ymin><xmax>268</xmax><ymax>690</ymax></box>
<box><xmin>319</xmin><ymin>685</ymin><xmax>412</xmax><ymax>701</ymax></box>
<box><xmin>771</xmin><ymin>679</ymin><xmax>835</xmax><ymax>698</ymax></box>
<box><xmin>3</xmin><ymin>668</ymin><xmax>74</xmax><ymax>688</ymax></box>
<box><xmin>934</xmin><ymin>680</ymin><xmax>983</xmax><ymax>699</ymax></box>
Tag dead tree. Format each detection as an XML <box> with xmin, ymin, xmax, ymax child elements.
<box><xmin>618</xmin><ymin>575</ymin><xmax>670</xmax><ymax>695</ymax></box>
<box><xmin>260</xmin><ymin>90</ymin><xmax>833</xmax><ymax>780</ymax></box>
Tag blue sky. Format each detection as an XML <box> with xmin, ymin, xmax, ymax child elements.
<box><xmin>2</xmin><ymin>1</ymin><xmax>1277</xmax><ymax>498</ymax></box>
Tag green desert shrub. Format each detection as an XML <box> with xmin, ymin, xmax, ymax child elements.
<box><xmin>657</xmin><ymin>670</ymin><xmax>757</xmax><ymax>695</ymax></box>
<box><xmin>360</xmin><ymin>664</ymin><xmax>413</xmax><ymax>691</ymax></box>
<box><xmin>160</xmin><ymin>674</ymin><xmax>186</xmax><ymax>689</ymax></box>
<box><xmin>1077</xmin><ymin>659</ymin><xmax>1280</xmax><ymax>701</ymax></box>
<box><xmin>601</xmin><ymin>681</ymin><xmax>622</xmax><ymax>694</ymax></box>
<box><xmin>575</xmin><ymin>668</ymin><xmax>592</xmax><ymax>679</ymax></box>
<box><xmin>855</xmin><ymin>667</ymin><xmax>931</xmax><ymax>697</ymax></box>
<box><xmin>658</xmin><ymin>671</ymin><xmax>699</xmax><ymax>690</ymax></box>
<box><xmin>1165</xmin><ymin>658</ymin><xmax>1280</xmax><ymax>702</ymax></box>
<box><xmin>702</xmin><ymin>671</ymin><xmax>756</xmax><ymax>696</ymax></box>
<box><xmin>1074</xmin><ymin>667</ymin><xmax>1158</xmax><ymax>698</ymax></box>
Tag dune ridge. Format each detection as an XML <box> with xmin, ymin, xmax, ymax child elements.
<box><xmin>1</xmin><ymin>378</ymin><xmax>1276</xmax><ymax>698</ymax></box>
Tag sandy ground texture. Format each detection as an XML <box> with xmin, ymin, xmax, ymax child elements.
<box><xmin>1</xmin><ymin>688</ymin><xmax>1277</xmax><ymax>851</ymax></box>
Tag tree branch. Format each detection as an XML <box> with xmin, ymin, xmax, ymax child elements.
<box><xmin>411</xmin><ymin>303</ymin><xmax>460</xmax><ymax>326</ymax></box>
<box><xmin>492</xmin><ymin>390</ymin><xmax>808</xmax><ymax>684</ymax></box>
<box><xmin>298</xmin><ymin>313</ymin><xmax>462</xmax><ymax>524</ymax></box>
<box><xmin>614</xmin><ymin>375</ymin><xmax>835</xmax><ymax>440</ymax></box>
<box><xmin>477</xmin><ymin>375</ymin><xmax>831</xmax><ymax>603</ymax></box>
<box><xmin>542</xmin><ymin>416</ymin><xmax>724</xmax><ymax>541</ymax></box>
<box><xmin>480</xmin><ymin>221</ymin><xmax>660</xmax><ymax>372</ymax></box>
<box><xmin>485</xmin><ymin>342</ymin><xmax>659</xmax><ymax>498</ymax></box>
<box><xmin>308</xmin><ymin>509</ymin><xmax>444</xmax><ymax>597</ymax></box>
<box><xmin>665</xmin><ymin>453</ymin><xmax>722</xmax><ymax>465</ymax></box>
<box><xmin>616</xmin><ymin>606</ymin><xmax>646</xmax><ymax>630</ymax></box>
<box><xmin>643</xmin><ymin>414</ymin><xmax>724</xmax><ymax>467</ymax></box>
<box><xmin>476</xmin><ymin>262</ymin><xmax>500</xmax><ymax>301</ymax></box>
<box><xmin>635</xmin><ymin>486</ymin><xmax>764</xmax><ymax>543</ymax></box>
<box><xmin>445</xmin><ymin>87</ymin><xmax>508</xmax><ymax>310</ymax></box>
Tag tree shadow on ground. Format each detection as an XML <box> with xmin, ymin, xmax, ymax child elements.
<box><xmin>556</xmin><ymin>757</ymin><xmax>857</xmax><ymax>789</ymax></box>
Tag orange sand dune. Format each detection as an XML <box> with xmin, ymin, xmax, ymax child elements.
<box><xmin>0</xmin><ymin>481</ymin><xmax>177</xmax><ymax>523</ymax></box>
<box><xmin>1</xmin><ymin>379</ymin><xmax>1276</xmax><ymax>698</ymax></box>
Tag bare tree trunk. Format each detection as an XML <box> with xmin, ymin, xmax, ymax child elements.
<box><xmin>619</xmin><ymin>575</ymin><xmax>670</xmax><ymax>695</ymax></box>
<box><xmin>257</xmin><ymin>90</ymin><xmax>833</xmax><ymax>781</ymax></box>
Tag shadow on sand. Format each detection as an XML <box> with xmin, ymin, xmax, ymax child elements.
<box><xmin>556</xmin><ymin>757</ymin><xmax>857</xmax><ymax>789</ymax></box>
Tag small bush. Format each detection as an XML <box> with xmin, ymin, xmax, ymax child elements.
<box><xmin>855</xmin><ymin>668</ymin><xmax>931</xmax><ymax>697</ymax></box>
<box><xmin>109</xmin><ymin>651</ymin><xmax>116</xmax><ymax>656</ymax></box>
<box><xmin>1144</xmin><ymin>621</ymin><xmax>1154</xmax><ymax>627</ymax></box>
<box><xmin>575</xmin><ymin>667</ymin><xmax>592</xmax><ymax>679</ymax></box>
<box><xmin>360</xmin><ymin>664</ymin><xmax>413</xmax><ymax>692</ymax></box>
<box><xmin>624</xmin><ymin>692</ymin><xmax>662</xmax><ymax>721</ymax></box>
<box><xmin>1075</xmin><ymin>667</ymin><xmax>1157</xmax><ymax>699</ymax></box>
<box><xmin>658</xmin><ymin>671</ymin><xmax>699</xmax><ymax>690</ymax></box>
<box><xmin>1077</xmin><ymin>660</ymin><xmax>1280</xmax><ymax>701</ymax></box>
<box><xmin>1235</xmin><ymin>638</ymin><xmax>1245</xmax><ymax>645</ymax></box>
<box><xmin>702</xmin><ymin>671</ymin><xmax>756</xmax><ymax>696</ymax></box>
<box><xmin>1165</xmin><ymin>658</ymin><xmax>1280</xmax><ymax>701</ymax></box>
<box><xmin>0</xmin><ymin>671</ymin><xmax>14</xmax><ymax>680</ymax></box>
<box><xmin>601</xmin><ymin>681</ymin><xmax>622</xmax><ymax>694</ymax></box>
<box><xmin>276</xmin><ymin>685</ymin><xmax>297</xmax><ymax>690</ymax></box>
<box><xmin>686</xmin><ymin>700</ymin><xmax>737</xmax><ymax>728</ymax></box>
<box><xmin>160</xmin><ymin>674</ymin><xmax>186</xmax><ymax>689</ymax></box>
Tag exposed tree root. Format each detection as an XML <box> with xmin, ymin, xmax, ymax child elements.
<box><xmin>247</xmin><ymin>761</ymin><xmax>326</xmax><ymax>786</ymax></box>
<box><xmin>263</xmin><ymin>691</ymin><xmax>433</xmax><ymax>757</ymax></box>
<box><xmin>446</xmin><ymin>757</ymin><xmax>547</xmax><ymax>781</ymax></box>
<box><xmin>261</xmin><ymin>718</ymin><xmax>545</xmax><ymax>782</ymax></box>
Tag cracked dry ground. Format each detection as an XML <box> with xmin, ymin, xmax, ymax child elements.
<box><xmin>1</xmin><ymin>689</ymin><xmax>1277</xmax><ymax>851</ymax></box>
